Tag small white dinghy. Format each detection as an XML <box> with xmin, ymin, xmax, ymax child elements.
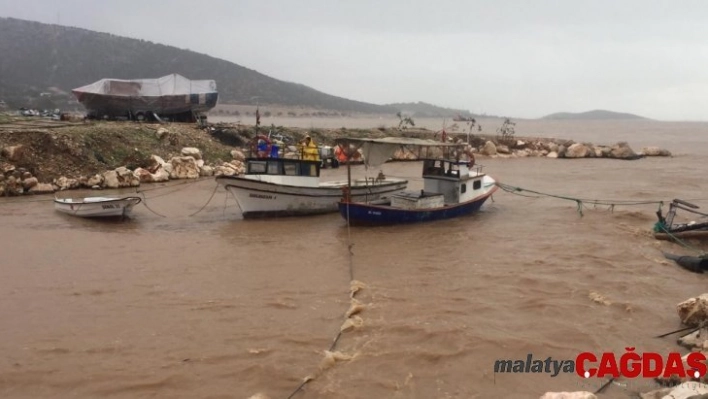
<box><xmin>53</xmin><ymin>196</ymin><xmax>142</xmax><ymax>218</ymax></box>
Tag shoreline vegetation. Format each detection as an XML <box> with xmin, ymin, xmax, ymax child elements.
<box><xmin>0</xmin><ymin>116</ymin><xmax>672</xmax><ymax>198</ymax></box>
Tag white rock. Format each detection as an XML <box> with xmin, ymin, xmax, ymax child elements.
<box><xmin>642</xmin><ymin>146</ymin><xmax>672</xmax><ymax>157</ymax></box>
<box><xmin>180</xmin><ymin>147</ymin><xmax>202</xmax><ymax>160</ymax></box>
<box><xmin>28</xmin><ymin>183</ymin><xmax>54</xmax><ymax>194</ymax></box>
<box><xmin>133</xmin><ymin>167</ymin><xmax>169</xmax><ymax>183</ymax></box>
<box><xmin>102</xmin><ymin>170</ymin><xmax>120</xmax><ymax>189</ymax></box>
<box><xmin>169</xmin><ymin>156</ymin><xmax>200</xmax><ymax>179</ymax></box>
<box><xmin>53</xmin><ymin>176</ymin><xmax>80</xmax><ymax>191</ymax></box>
<box><xmin>163</xmin><ymin>163</ymin><xmax>173</xmax><ymax>176</ymax></box>
<box><xmin>565</xmin><ymin>143</ymin><xmax>591</xmax><ymax>158</ymax></box>
<box><xmin>86</xmin><ymin>174</ymin><xmax>104</xmax><ymax>187</ymax></box>
<box><xmin>156</xmin><ymin>127</ymin><xmax>169</xmax><ymax>140</ymax></box>
<box><xmin>231</xmin><ymin>149</ymin><xmax>246</xmax><ymax>161</ymax></box>
<box><xmin>199</xmin><ymin>165</ymin><xmax>214</xmax><ymax>177</ymax></box>
<box><xmin>677</xmin><ymin>294</ymin><xmax>708</xmax><ymax>327</ymax></box>
<box><xmin>22</xmin><ymin>177</ymin><xmax>38</xmax><ymax>190</ymax></box>
<box><xmin>481</xmin><ymin>141</ymin><xmax>497</xmax><ymax>156</ymax></box>
<box><xmin>147</xmin><ymin>155</ymin><xmax>167</xmax><ymax>173</ymax></box>
<box><xmin>1</xmin><ymin>145</ymin><xmax>24</xmax><ymax>162</ymax></box>
<box><xmin>496</xmin><ymin>144</ymin><xmax>510</xmax><ymax>154</ymax></box>
<box><xmin>115</xmin><ymin>166</ymin><xmax>140</xmax><ymax>187</ymax></box>
<box><xmin>547</xmin><ymin>151</ymin><xmax>558</xmax><ymax>158</ymax></box>
<box><xmin>608</xmin><ymin>142</ymin><xmax>640</xmax><ymax>160</ymax></box>
<box><xmin>659</xmin><ymin>382</ymin><xmax>708</xmax><ymax>399</ymax></box>
<box><xmin>196</xmin><ymin>159</ymin><xmax>205</xmax><ymax>168</ymax></box>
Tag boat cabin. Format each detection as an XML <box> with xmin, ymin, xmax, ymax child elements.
<box><xmin>419</xmin><ymin>158</ymin><xmax>486</xmax><ymax>205</ymax></box>
<box><xmin>245</xmin><ymin>158</ymin><xmax>322</xmax><ymax>178</ymax></box>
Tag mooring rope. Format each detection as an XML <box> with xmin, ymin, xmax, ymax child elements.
<box><xmin>136</xmin><ymin>191</ymin><xmax>167</xmax><ymax>218</ymax></box>
<box><xmin>495</xmin><ymin>182</ymin><xmax>666</xmax><ymax>209</ymax></box>
<box><xmin>189</xmin><ymin>183</ymin><xmax>220</xmax><ymax>217</ymax></box>
<box><xmin>284</xmin><ymin>199</ymin><xmax>360</xmax><ymax>399</ymax></box>
<box><xmin>496</xmin><ymin>182</ymin><xmax>707</xmax><ymax>255</ymax></box>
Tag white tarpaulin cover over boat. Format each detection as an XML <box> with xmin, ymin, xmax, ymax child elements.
<box><xmin>72</xmin><ymin>73</ymin><xmax>218</xmax><ymax>119</ymax></box>
<box><xmin>334</xmin><ymin>137</ymin><xmax>463</xmax><ymax>168</ymax></box>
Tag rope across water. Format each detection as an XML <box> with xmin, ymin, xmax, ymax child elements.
<box><xmin>495</xmin><ymin>182</ymin><xmax>707</xmax><ymax>254</ymax></box>
<box><xmin>285</xmin><ymin>200</ymin><xmax>360</xmax><ymax>399</ymax></box>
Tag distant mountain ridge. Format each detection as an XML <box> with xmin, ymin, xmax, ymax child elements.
<box><xmin>542</xmin><ymin>109</ymin><xmax>649</xmax><ymax>120</ymax></box>
<box><xmin>0</xmin><ymin>17</ymin><xmax>476</xmax><ymax>118</ymax></box>
<box><xmin>386</xmin><ymin>102</ymin><xmax>487</xmax><ymax>118</ymax></box>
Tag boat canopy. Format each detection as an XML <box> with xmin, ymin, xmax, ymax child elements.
<box><xmin>72</xmin><ymin>74</ymin><xmax>216</xmax><ymax>97</ymax></box>
<box><xmin>334</xmin><ymin>137</ymin><xmax>464</xmax><ymax>168</ymax></box>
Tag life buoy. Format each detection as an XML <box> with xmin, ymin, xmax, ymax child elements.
<box><xmin>251</xmin><ymin>135</ymin><xmax>272</xmax><ymax>158</ymax></box>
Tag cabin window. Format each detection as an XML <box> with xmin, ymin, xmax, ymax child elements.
<box><xmin>284</xmin><ymin>163</ymin><xmax>298</xmax><ymax>176</ymax></box>
<box><xmin>473</xmin><ymin>180</ymin><xmax>481</xmax><ymax>190</ymax></box>
<box><xmin>249</xmin><ymin>161</ymin><xmax>267</xmax><ymax>174</ymax></box>
<box><xmin>461</xmin><ymin>184</ymin><xmax>467</xmax><ymax>193</ymax></box>
<box><xmin>267</xmin><ymin>161</ymin><xmax>280</xmax><ymax>175</ymax></box>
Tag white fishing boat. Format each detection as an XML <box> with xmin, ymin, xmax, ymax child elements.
<box><xmin>54</xmin><ymin>196</ymin><xmax>142</xmax><ymax>218</ymax></box>
<box><xmin>216</xmin><ymin>157</ymin><xmax>408</xmax><ymax>218</ymax></box>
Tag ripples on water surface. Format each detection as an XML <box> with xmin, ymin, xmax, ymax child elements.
<box><xmin>1</xmin><ymin>120</ymin><xmax>708</xmax><ymax>398</ymax></box>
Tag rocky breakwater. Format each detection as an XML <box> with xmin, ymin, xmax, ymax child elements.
<box><xmin>0</xmin><ymin>145</ymin><xmax>247</xmax><ymax>197</ymax></box>
<box><xmin>475</xmin><ymin>138</ymin><xmax>672</xmax><ymax>160</ymax></box>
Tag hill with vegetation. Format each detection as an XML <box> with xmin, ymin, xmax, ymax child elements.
<box><xmin>0</xmin><ymin>17</ymin><xmax>478</xmax><ymax>118</ymax></box>
<box><xmin>542</xmin><ymin>109</ymin><xmax>649</xmax><ymax>120</ymax></box>
<box><xmin>386</xmin><ymin>102</ymin><xmax>490</xmax><ymax>119</ymax></box>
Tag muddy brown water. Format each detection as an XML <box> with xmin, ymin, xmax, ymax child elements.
<box><xmin>1</xmin><ymin>119</ymin><xmax>708</xmax><ymax>399</ymax></box>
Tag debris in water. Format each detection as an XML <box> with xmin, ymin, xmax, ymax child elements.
<box><xmin>318</xmin><ymin>350</ymin><xmax>354</xmax><ymax>372</ymax></box>
<box><xmin>346</xmin><ymin>298</ymin><xmax>366</xmax><ymax>317</ymax></box>
<box><xmin>589</xmin><ymin>291</ymin><xmax>611</xmax><ymax>306</ymax></box>
<box><xmin>340</xmin><ymin>315</ymin><xmax>364</xmax><ymax>332</ymax></box>
<box><xmin>350</xmin><ymin>280</ymin><xmax>366</xmax><ymax>298</ymax></box>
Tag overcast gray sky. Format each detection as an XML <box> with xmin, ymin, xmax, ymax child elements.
<box><xmin>2</xmin><ymin>0</ymin><xmax>708</xmax><ymax>121</ymax></box>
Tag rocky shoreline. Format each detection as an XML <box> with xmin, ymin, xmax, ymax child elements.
<box><xmin>0</xmin><ymin>120</ymin><xmax>673</xmax><ymax>197</ymax></box>
<box><xmin>469</xmin><ymin>138</ymin><xmax>671</xmax><ymax>160</ymax></box>
<box><xmin>0</xmin><ymin>145</ymin><xmax>246</xmax><ymax>196</ymax></box>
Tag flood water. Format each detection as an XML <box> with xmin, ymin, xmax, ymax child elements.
<box><xmin>1</xmin><ymin>119</ymin><xmax>707</xmax><ymax>399</ymax></box>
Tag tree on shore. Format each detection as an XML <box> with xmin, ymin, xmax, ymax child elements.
<box><xmin>396</xmin><ymin>112</ymin><xmax>415</xmax><ymax>130</ymax></box>
<box><xmin>497</xmin><ymin>118</ymin><xmax>516</xmax><ymax>145</ymax></box>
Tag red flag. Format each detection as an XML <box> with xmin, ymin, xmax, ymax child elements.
<box><xmin>256</xmin><ymin>107</ymin><xmax>261</xmax><ymax>125</ymax></box>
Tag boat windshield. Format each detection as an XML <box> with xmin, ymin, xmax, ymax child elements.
<box><xmin>247</xmin><ymin>159</ymin><xmax>320</xmax><ymax>177</ymax></box>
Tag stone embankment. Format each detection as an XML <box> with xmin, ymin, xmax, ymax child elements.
<box><xmin>455</xmin><ymin>137</ymin><xmax>669</xmax><ymax>160</ymax></box>
<box><xmin>0</xmin><ymin>146</ymin><xmax>246</xmax><ymax>197</ymax></box>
